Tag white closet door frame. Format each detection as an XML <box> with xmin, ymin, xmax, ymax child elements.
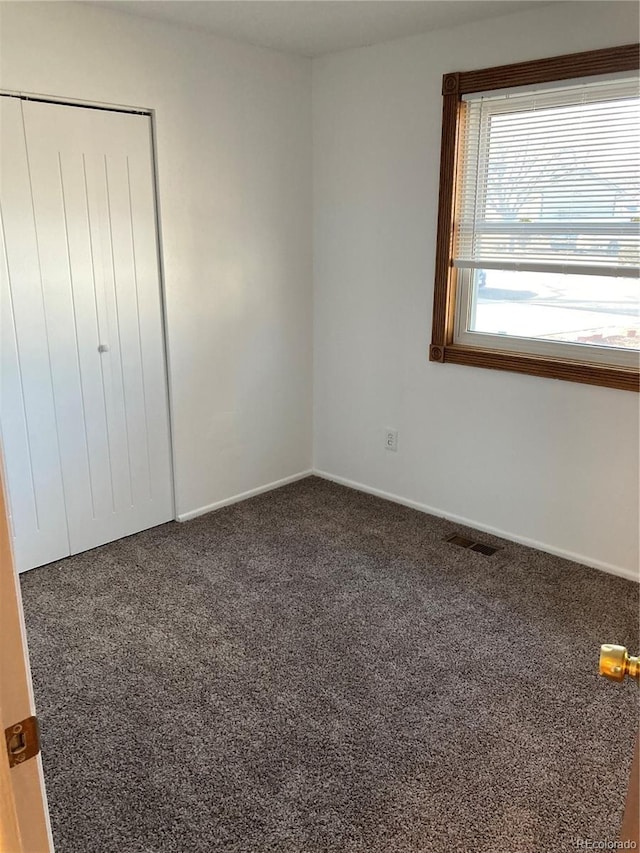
<box><xmin>1</xmin><ymin>90</ymin><xmax>177</xmax><ymax>566</ymax></box>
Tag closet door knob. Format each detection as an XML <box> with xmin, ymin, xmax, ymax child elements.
<box><xmin>97</xmin><ymin>344</ymin><xmax>109</xmax><ymax>353</ymax></box>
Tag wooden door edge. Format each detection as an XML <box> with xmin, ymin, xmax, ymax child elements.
<box><xmin>0</xmin><ymin>453</ymin><xmax>53</xmax><ymax>852</ymax></box>
<box><xmin>0</xmin><ymin>701</ymin><xmax>23</xmax><ymax>852</ymax></box>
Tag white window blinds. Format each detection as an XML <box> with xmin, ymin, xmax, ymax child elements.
<box><xmin>454</xmin><ymin>75</ymin><xmax>640</xmax><ymax>278</ymax></box>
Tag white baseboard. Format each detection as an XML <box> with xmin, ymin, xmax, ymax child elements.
<box><xmin>177</xmin><ymin>470</ymin><xmax>313</xmax><ymax>522</ymax></box>
<box><xmin>313</xmin><ymin>469</ymin><xmax>639</xmax><ymax>584</ymax></box>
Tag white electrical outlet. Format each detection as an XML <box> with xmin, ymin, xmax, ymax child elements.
<box><xmin>385</xmin><ymin>429</ymin><xmax>398</xmax><ymax>452</ymax></box>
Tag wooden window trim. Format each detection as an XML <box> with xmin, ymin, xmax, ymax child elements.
<box><xmin>429</xmin><ymin>43</ymin><xmax>640</xmax><ymax>393</ymax></box>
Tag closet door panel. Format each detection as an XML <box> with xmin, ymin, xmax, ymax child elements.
<box><xmin>20</xmin><ymin>121</ymin><xmax>99</xmax><ymax>534</ymax></box>
<box><xmin>100</xmin><ymin>151</ymin><xmax>152</xmax><ymax>510</ymax></box>
<box><xmin>123</xmin><ymin>130</ymin><xmax>174</xmax><ymax>517</ymax></box>
<box><xmin>0</xmin><ymin>97</ymin><xmax>69</xmax><ymax>570</ymax></box>
<box><xmin>21</xmin><ymin>101</ymin><xmax>173</xmax><ymax>556</ymax></box>
<box><xmin>81</xmin><ymin>148</ymin><xmax>135</xmax><ymax>518</ymax></box>
<box><xmin>56</xmin><ymin>149</ymin><xmax>116</xmax><ymax>521</ymax></box>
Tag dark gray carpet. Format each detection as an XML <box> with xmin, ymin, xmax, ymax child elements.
<box><xmin>20</xmin><ymin>476</ymin><xmax>639</xmax><ymax>853</ymax></box>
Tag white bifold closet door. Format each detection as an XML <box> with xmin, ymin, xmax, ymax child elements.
<box><xmin>0</xmin><ymin>97</ymin><xmax>173</xmax><ymax>572</ymax></box>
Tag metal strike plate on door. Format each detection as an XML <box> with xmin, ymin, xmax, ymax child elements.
<box><xmin>4</xmin><ymin>715</ymin><xmax>40</xmax><ymax>768</ymax></box>
<box><xmin>599</xmin><ymin>645</ymin><xmax>640</xmax><ymax>683</ymax></box>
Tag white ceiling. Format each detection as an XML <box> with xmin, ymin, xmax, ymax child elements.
<box><xmin>96</xmin><ymin>1</ymin><xmax>552</xmax><ymax>58</ymax></box>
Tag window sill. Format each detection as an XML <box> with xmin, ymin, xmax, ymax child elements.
<box><xmin>428</xmin><ymin>343</ymin><xmax>640</xmax><ymax>392</ymax></box>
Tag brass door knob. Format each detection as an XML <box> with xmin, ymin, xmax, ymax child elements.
<box><xmin>600</xmin><ymin>645</ymin><xmax>640</xmax><ymax>683</ymax></box>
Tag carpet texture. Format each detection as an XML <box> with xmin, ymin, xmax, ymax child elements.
<box><xmin>20</xmin><ymin>477</ymin><xmax>639</xmax><ymax>853</ymax></box>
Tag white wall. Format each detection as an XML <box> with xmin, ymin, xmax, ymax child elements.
<box><xmin>313</xmin><ymin>1</ymin><xmax>640</xmax><ymax>580</ymax></box>
<box><xmin>0</xmin><ymin>1</ymin><xmax>313</xmax><ymax>518</ymax></box>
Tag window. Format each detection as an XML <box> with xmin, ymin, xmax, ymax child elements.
<box><xmin>430</xmin><ymin>44</ymin><xmax>640</xmax><ymax>391</ymax></box>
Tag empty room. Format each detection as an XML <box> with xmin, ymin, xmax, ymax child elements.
<box><xmin>0</xmin><ymin>1</ymin><xmax>638</xmax><ymax>851</ymax></box>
